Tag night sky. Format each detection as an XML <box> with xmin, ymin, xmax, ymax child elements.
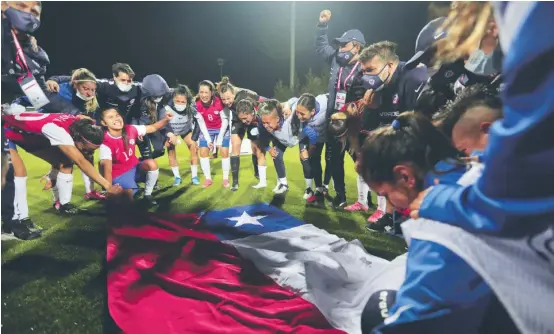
<box><xmin>37</xmin><ymin>1</ymin><xmax>429</xmax><ymax>97</ymax></box>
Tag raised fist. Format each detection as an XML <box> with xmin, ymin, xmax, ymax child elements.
<box><xmin>319</xmin><ymin>10</ymin><xmax>331</xmax><ymax>24</ymax></box>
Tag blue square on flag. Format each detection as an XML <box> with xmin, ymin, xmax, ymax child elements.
<box><xmin>200</xmin><ymin>203</ymin><xmax>304</xmax><ymax>241</ymax></box>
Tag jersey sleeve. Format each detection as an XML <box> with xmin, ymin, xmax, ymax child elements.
<box><xmin>131</xmin><ymin>125</ymin><xmax>147</xmax><ymax>137</ymax></box>
<box><xmin>41</xmin><ymin>123</ymin><xmax>75</xmax><ymax>146</ymax></box>
<box><xmin>99</xmin><ymin>144</ymin><xmax>112</xmax><ymax>161</ymax></box>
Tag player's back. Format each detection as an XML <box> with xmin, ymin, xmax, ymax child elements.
<box><xmin>3</xmin><ymin>113</ymin><xmax>77</xmax><ymax>135</ymax></box>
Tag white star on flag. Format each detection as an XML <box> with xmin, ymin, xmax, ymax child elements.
<box><xmin>227</xmin><ymin>211</ymin><xmax>266</xmax><ymax>227</ymax></box>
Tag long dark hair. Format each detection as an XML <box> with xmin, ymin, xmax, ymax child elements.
<box><xmin>360</xmin><ymin>111</ymin><xmax>463</xmax><ymax>190</ymax></box>
<box><xmin>68</xmin><ymin>118</ymin><xmax>104</xmax><ymax>147</ymax></box>
<box><xmin>100</xmin><ymin>108</ymin><xmax>130</xmax><ymax>152</ymax></box>
<box><xmin>173</xmin><ymin>84</ymin><xmax>195</xmax><ymax>116</ymax></box>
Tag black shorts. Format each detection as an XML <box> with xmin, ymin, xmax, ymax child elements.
<box><xmin>298</xmin><ymin>137</ymin><xmax>311</xmax><ymax>152</ymax></box>
<box><xmin>230</xmin><ymin>120</ymin><xmax>246</xmax><ymax>137</ymax></box>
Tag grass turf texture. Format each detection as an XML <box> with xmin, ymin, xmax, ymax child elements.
<box><xmin>2</xmin><ymin>146</ymin><xmax>406</xmax><ymax>333</ymax></box>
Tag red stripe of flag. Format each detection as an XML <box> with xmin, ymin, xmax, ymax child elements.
<box><xmin>108</xmin><ymin>211</ymin><xmax>345</xmax><ymax>334</ymax></box>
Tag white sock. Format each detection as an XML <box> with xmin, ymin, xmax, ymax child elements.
<box><xmin>81</xmin><ymin>170</ymin><xmax>92</xmax><ymax>193</ymax></box>
<box><xmin>171</xmin><ymin>166</ymin><xmax>180</xmax><ymax>178</ymax></box>
<box><xmin>253</xmin><ymin>166</ymin><xmax>267</xmax><ymax>188</ymax></box>
<box><xmin>279</xmin><ymin>177</ymin><xmax>288</xmax><ymax>186</ymax></box>
<box><xmin>12</xmin><ymin>176</ymin><xmax>29</xmax><ymax>220</ymax></box>
<box><xmin>377</xmin><ymin>196</ymin><xmax>387</xmax><ymax>212</ymax></box>
<box><xmin>222</xmin><ymin>158</ymin><xmax>230</xmax><ymax>180</ymax></box>
<box><xmin>48</xmin><ymin>168</ymin><xmax>60</xmax><ymax>202</ymax></box>
<box><xmin>305</xmin><ymin>178</ymin><xmax>313</xmax><ymax>189</ymax></box>
<box><xmin>145</xmin><ymin>169</ymin><xmax>159</xmax><ymax>196</ymax></box>
<box><xmin>259</xmin><ymin>166</ymin><xmax>267</xmax><ymax>184</ymax></box>
<box><xmin>357</xmin><ymin>174</ymin><xmax>369</xmax><ymax>204</ymax></box>
<box><xmin>57</xmin><ymin>172</ymin><xmax>74</xmax><ymax>205</ymax></box>
<box><xmin>200</xmin><ymin>157</ymin><xmax>211</xmax><ymax>180</ymax></box>
<box><xmin>191</xmin><ymin>164</ymin><xmax>198</xmax><ymax>178</ymax></box>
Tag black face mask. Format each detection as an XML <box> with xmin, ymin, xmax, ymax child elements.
<box><xmin>4</xmin><ymin>7</ymin><xmax>40</xmax><ymax>34</ymax></box>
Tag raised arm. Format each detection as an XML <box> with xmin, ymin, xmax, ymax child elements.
<box><xmin>315</xmin><ymin>10</ymin><xmax>337</xmax><ymax>64</ymax></box>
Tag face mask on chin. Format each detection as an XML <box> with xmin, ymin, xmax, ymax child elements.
<box><xmin>115</xmin><ymin>80</ymin><xmax>132</xmax><ymax>92</ymax></box>
<box><xmin>76</xmin><ymin>91</ymin><xmax>94</xmax><ymax>101</ymax></box>
<box><xmin>4</xmin><ymin>7</ymin><xmax>41</xmax><ymax>34</ymax></box>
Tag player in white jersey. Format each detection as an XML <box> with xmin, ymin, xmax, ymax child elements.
<box><xmin>161</xmin><ymin>85</ymin><xmax>212</xmax><ymax>186</ymax></box>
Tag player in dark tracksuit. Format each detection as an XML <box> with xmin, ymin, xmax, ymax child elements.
<box><xmin>131</xmin><ymin>74</ymin><xmax>172</xmax><ymax>160</ymax></box>
<box><xmin>330</xmin><ymin>41</ymin><xmax>428</xmax><ymax>233</ymax></box>
<box><xmin>46</xmin><ymin>63</ymin><xmax>142</xmax><ymax>123</ymax></box>
<box><xmin>314</xmin><ymin>9</ymin><xmax>367</xmax><ymax>208</ymax></box>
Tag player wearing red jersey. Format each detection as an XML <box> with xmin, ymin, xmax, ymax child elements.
<box><xmin>2</xmin><ymin>112</ymin><xmax>122</xmax><ymax>215</ymax></box>
<box><xmin>196</xmin><ymin>80</ymin><xmax>230</xmax><ymax>188</ymax></box>
<box><xmin>99</xmin><ymin>108</ymin><xmax>172</xmax><ymax>205</ymax></box>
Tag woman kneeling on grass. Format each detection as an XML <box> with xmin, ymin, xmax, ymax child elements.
<box><xmin>99</xmin><ymin>108</ymin><xmax>172</xmax><ymax>206</ymax></box>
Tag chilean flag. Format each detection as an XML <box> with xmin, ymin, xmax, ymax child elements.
<box><xmin>108</xmin><ymin>204</ymin><xmax>403</xmax><ymax>333</ymax></box>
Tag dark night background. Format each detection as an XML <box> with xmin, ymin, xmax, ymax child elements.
<box><xmin>36</xmin><ymin>1</ymin><xmax>430</xmax><ymax>97</ymax></box>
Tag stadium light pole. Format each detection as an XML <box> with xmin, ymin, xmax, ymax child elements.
<box><xmin>217</xmin><ymin>58</ymin><xmax>225</xmax><ymax>79</ymax></box>
<box><xmin>290</xmin><ymin>1</ymin><xmax>296</xmax><ymax>91</ymax></box>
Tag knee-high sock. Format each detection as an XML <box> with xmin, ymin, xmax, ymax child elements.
<box><xmin>171</xmin><ymin>166</ymin><xmax>180</xmax><ymax>178</ymax></box>
<box><xmin>273</xmin><ymin>154</ymin><xmax>286</xmax><ymax>179</ymax></box>
<box><xmin>310</xmin><ymin>156</ymin><xmax>323</xmax><ymax>189</ymax></box>
<box><xmin>230</xmin><ymin>156</ymin><xmax>240</xmax><ymax>185</ymax></box>
<box><xmin>57</xmin><ymin>172</ymin><xmax>73</xmax><ymax>205</ymax></box>
<box><xmin>145</xmin><ymin>169</ymin><xmax>159</xmax><ymax>196</ymax></box>
<box><xmin>13</xmin><ymin>176</ymin><xmax>29</xmax><ymax>220</ymax></box>
<box><xmin>300</xmin><ymin>158</ymin><xmax>313</xmax><ymax>189</ymax></box>
<box><xmin>48</xmin><ymin>168</ymin><xmax>60</xmax><ymax>202</ymax></box>
<box><xmin>190</xmin><ymin>164</ymin><xmax>198</xmax><ymax>178</ymax></box>
<box><xmin>221</xmin><ymin>158</ymin><xmax>230</xmax><ymax>180</ymax></box>
<box><xmin>200</xmin><ymin>157</ymin><xmax>211</xmax><ymax>180</ymax></box>
<box><xmin>323</xmin><ymin>143</ymin><xmax>333</xmax><ymax>186</ymax></box>
<box><xmin>357</xmin><ymin>174</ymin><xmax>370</xmax><ymax>204</ymax></box>
<box><xmin>257</xmin><ymin>165</ymin><xmax>267</xmax><ymax>185</ymax></box>
<box><xmin>81</xmin><ymin>170</ymin><xmax>93</xmax><ymax>193</ymax></box>
<box><xmin>252</xmin><ymin>154</ymin><xmax>259</xmax><ymax>176</ymax></box>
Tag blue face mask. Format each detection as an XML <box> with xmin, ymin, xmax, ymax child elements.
<box><xmin>4</xmin><ymin>7</ymin><xmax>40</xmax><ymax>34</ymax></box>
<box><xmin>362</xmin><ymin>65</ymin><xmax>390</xmax><ymax>92</ymax></box>
<box><xmin>336</xmin><ymin>51</ymin><xmax>354</xmax><ymax>67</ymax></box>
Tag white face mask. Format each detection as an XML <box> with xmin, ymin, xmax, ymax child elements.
<box><xmin>174</xmin><ymin>103</ymin><xmax>186</xmax><ymax>112</ymax></box>
<box><xmin>116</xmin><ymin>81</ymin><xmax>132</xmax><ymax>92</ymax></box>
<box><xmin>76</xmin><ymin>91</ymin><xmax>95</xmax><ymax>101</ymax></box>
<box><xmin>153</xmin><ymin>97</ymin><xmax>163</xmax><ymax>103</ymax></box>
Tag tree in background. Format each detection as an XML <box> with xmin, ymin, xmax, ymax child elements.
<box><xmin>273</xmin><ymin>67</ymin><xmax>329</xmax><ymax>101</ymax></box>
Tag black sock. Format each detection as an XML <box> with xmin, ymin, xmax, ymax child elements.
<box><xmin>301</xmin><ymin>158</ymin><xmax>312</xmax><ymax>181</ymax></box>
<box><xmin>230</xmin><ymin>156</ymin><xmax>240</xmax><ymax>186</ymax></box>
<box><xmin>252</xmin><ymin>154</ymin><xmax>259</xmax><ymax>176</ymax></box>
<box><xmin>273</xmin><ymin>155</ymin><xmax>286</xmax><ymax>179</ymax></box>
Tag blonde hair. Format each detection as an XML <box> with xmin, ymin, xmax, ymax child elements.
<box><xmin>434</xmin><ymin>1</ymin><xmax>493</xmax><ymax>65</ymax></box>
<box><xmin>71</xmin><ymin>68</ymin><xmax>99</xmax><ymax>114</ymax></box>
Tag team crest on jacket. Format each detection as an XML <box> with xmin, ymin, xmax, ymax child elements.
<box><xmin>392</xmin><ymin>94</ymin><xmax>399</xmax><ymax>105</ymax></box>
<box><xmin>129</xmin><ymin>138</ymin><xmax>135</xmax><ymax>145</ymax></box>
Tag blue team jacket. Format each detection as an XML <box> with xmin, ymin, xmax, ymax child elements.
<box><xmin>418</xmin><ymin>2</ymin><xmax>554</xmax><ymax>233</ymax></box>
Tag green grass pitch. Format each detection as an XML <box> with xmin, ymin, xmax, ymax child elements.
<box><xmin>1</xmin><ymin>145</ymin><xmax>405</xmax><ymax>333</ymax></box>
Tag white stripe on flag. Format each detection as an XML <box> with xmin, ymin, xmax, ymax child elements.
<box><xmin>224</xmin><ymin>224</ymin><xmax>406</xmax><ymax>334</ymax></box>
